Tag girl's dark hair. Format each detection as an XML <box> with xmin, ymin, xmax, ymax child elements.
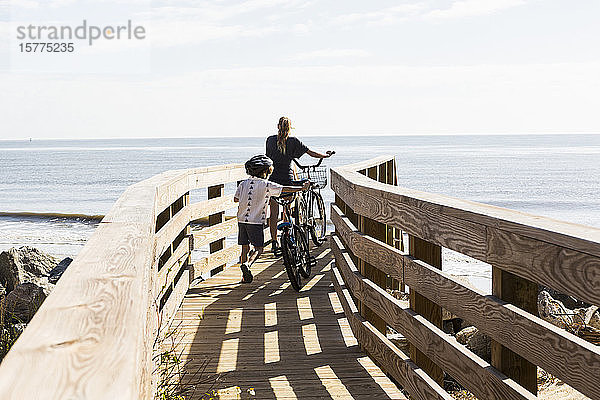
<box><xmin>277</xmin><ymin>117</ymin><xmax>291</xmax><ymax>154</ymax></box>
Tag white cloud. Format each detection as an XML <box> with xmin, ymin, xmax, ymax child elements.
<box><xmin>331</xmin><ymin>3</ymin><xmax>427</xmax><ymax>27</ymax></box>
<box><xmin>2</xmin><ymin>62</ymin><xmax>598</xmax><ymax>138</ymax></box>
<box><xmin>331</xmin><ymin>0</ymin><xmax>529</xmax><ymax>27</ymax></box>
<box><xmin>289</xmin><ymin>48</ymin><xmax>370</xmax><ymax>61</ymax></box>
<box><xmin>424</xmin><ymin>0</ymin><xmax>528</xmax><ymax>20</ymax></box>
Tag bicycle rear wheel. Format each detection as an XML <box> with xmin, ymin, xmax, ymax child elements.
<box><xmin>281</xmin><ymin>230</ymin><xmax>302</xmax><ymax>291</ymax></box>
<box><xmin>309</xmin><ymin>192</ymin><xmax>327</xmax><ymax>246</ymax></box>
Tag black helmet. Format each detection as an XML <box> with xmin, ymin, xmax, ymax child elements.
<box><xmin>245</xmin><ymin>155</ymin><xmax>273</xmax><ymax>177</ymax></box>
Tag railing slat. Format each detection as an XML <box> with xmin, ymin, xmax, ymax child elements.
<box><xmin>193</xmin><ymin>245</ymin><xmax>241</xmax><ymax>279</ymax></box>
<box><xmin>189</xmin><ymin>195</ymin><xmax>236</xmax><ymax>221</ymax></box>
<box><xmin>191</xmin><ymin>218</ymin><xmax>238</xmax><ymax>249</ymax></box>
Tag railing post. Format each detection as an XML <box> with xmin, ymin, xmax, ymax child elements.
<box><xmin>382</xmin><ymin>159</ymin><xmax>404</xmax><ymax>292</ymax></box>
<box><xmin>184</xmin><ymin>191</ymin><xmax>192</xmax><ymax>278</ymax></box>
<box><xmin>359</xmin><ymin>165</ymin><xmax>387</xmax><ymax>333</ymax></box>
<box><xmin>408</xmin><ymin>236</ymin><xmax>444</xmax><ymax>385</ymax></box>
<box><xmin>208</xmin><ymin>184</ymin><xmax>225</xmax><ymax>275</ymax></box>
<box><xmin>491</xmin><ymin>268</ymin><xmax>538</xmax><ymax>395</ymax></box>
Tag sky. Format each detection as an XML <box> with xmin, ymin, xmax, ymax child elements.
<box><xmin>1</xmin><ymin>0</ymin><xmax>599</xmax><ymax>139</ymax></box>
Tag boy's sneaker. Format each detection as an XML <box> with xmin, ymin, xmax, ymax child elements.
<box><xmin>271</xmin><ymin>241</ymin><xmax>282</xmax><ymax>257</ymax></box>
<box><xmin>240</xmin><ymin>263</ymin><xmax>253</xmax><ymax>283</ymax></box>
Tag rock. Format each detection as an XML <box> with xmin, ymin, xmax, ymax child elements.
<box><xmin>539</xmin><ymin>286</ymin><xmax>590</xmax><ymax>310</ymax></box>
<box><xmin>579</xmin><ymin>306</ymin><xmax>600</xmax><ymax>331</ymax></box>
<box><xmin>48</xmin><ymin>257</ymin><xmax>73</xmax><ymax>284</ymax></box>
<box><xmin>0</xmin><ymin>246</ymin><xmax>58</xmax><ymax>294</ymax></box>
<box><xmin>3</xmin><ymin>283</ymin><xmax>47</xmax><ymax>323</ymax></box>
<box><xmin>455</xmin><ymin>326</ymin><xmax>491</xmax><ymax>362</ymax></box>
<box><xmin>388</xmin><ymin>333</ymin><xmax>410</xmax><ymax>354</ymax></box>
<box><xmin>538</xmin><ymin>290</ymin><xmax>576</xmax><ymax>329</ymax></box>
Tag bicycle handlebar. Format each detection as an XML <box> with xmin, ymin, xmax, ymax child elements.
<box><xmin>292</xmin><ymin>151</ymin><xmax>335</xmax><ymax>169</ymax></box>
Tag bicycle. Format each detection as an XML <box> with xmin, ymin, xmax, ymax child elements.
<box><xmin>293</xmin><ymin>151</ymin><xmax>335</xmax><ymax>246</ymax></box>
<box><xmin>274</xmin><ymin>191</ymin><xmax>313</xmax><ymax>291</ymax></box>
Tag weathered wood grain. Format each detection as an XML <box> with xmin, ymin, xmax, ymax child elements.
<box><xmin>331</xmin><ymin>265</ymin><xmax>452</xmax><ymax>400</ymax></box>
<box><xmin>331</xmin><ymin>206</ymin><xmax>600</xmax><ymax>400</ymax></box>
<box><xmin>491</xmin><ymin>266</ymin><xmax>538</xmax><ymax>395</ymax></box>
<box><xmin>408</xmin><ymin>235</ymin><xmax>444</xmax><ymax>385</ymax></box>
<box><xmin>331</xmin><ymin>235</ymin><xmax>535</xmax><ymax>400</ymax></box>
<box><xmin>0</xmin><ymin>186</ymin><xmax>159</xmax><ymax>399</ymax></box>
<box><xmin>487</xmin><ymin>227</ymin><xmax>600</xmax><ymax>306</ymax></box>
<box><xmin>191</xmin><ymin>217</ymin><xmax>238</xmax><ymax>249</ymax></box>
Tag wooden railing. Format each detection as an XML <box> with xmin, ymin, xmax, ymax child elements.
<box><xmin>330</xmin><ymin>156</ymin><xmax>600</xmax><ymax>400</ymax></box>
<box><xmin>0</xmin><ymin>164</ymin><xmax>248</xmax><ymax>399</ymax></box>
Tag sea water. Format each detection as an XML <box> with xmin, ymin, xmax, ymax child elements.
<box><xmin>1</xmin><ymin>134</ymin><xmax>599</xmax><ymax>292</ymax></box>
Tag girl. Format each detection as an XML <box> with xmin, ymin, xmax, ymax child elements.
<box><xmin>266</xmin><ymin>117</ymin><xmax>333</xmax><ymax>253</ymax></box>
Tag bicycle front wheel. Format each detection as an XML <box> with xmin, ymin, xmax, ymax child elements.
<box><xmin>295</xmin><ymin>226</ymin><xmax>311</xmax><ymax>278</ymax></box>
<box><xmin>281</xmin><ymin>231</ymin><xmax>303</xmax><ymax>292</ymax></box>
<box><xmin>309</xmin><ymin>192</ymin><xmax>327</xmax><ymax>246</ymax></box>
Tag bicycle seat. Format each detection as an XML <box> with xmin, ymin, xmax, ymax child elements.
<box><xmin>277</xmin><ymin>221</ymin><xmax>292</xmax><ymax>230</ymax></box>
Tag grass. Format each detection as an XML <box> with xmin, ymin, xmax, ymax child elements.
<box><xmin>0</xmin><ymin>297</ymin><xmax>26</xmax><ymax>363</ymax></box>
<box><xmin>154</xmin><ymin>315</ymin><xmax>223</xmax><ymax>400</ymax></box>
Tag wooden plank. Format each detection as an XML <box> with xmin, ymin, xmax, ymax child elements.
<box><xmin>331</xmin><ymin>235</ymin><xmax>535</xmax><ymax>400</ymax></box>
<box><xmin>156</xmin><ymin>237</ymin><xmax>189</xmax><ymax>299</ymax></box>
<box><xmin>487</xmin><ymin>226</ymin><xmax>600</xmax><ymax>306</ymax></box>
<box><xmin>331</xmin><ymin>205</ymin><xmax>600</xmax><ymax>400</ymax></box>
<box><xmin>331</xmin><ymin>266</ymin><xmax>452</xmax><ymax>400</ymax></box>
<box><xmin>0</xmin><ymin>223</ymin><xmax>157</xmax><ymax>400</ymax></box>
<box><xmin>154</xmin><ymin>205</ymin><xmax>190</xmax><ymax>257</ymax></box>
<box><xmin>189</xmin><ymin>195</ymin><xmax>236</xmax><ymax>221</ymax></box>
<box><xmin>408</xmin><ymin>235</ymin><xmax>443</xmax><ymax>385</ymax></box>
<box><xmin>191</xmin><ymin>218</ymin><xmax>238</xmax><ymax>249</ymax></box>
<box><xmin>193</xmin><ymin>245</ymin><xmax>241</xmax><ymax>278</ymax></box>
<box><xmin>491</xmin><ymin>268</ymin><xmax>538</xmax><ymax>395</ymax></box>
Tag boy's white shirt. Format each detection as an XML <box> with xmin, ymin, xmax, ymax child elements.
<box><xmin>235</xmin><ymin>178</ymin><xmax>283</xmax><ymax>225</ymax></box>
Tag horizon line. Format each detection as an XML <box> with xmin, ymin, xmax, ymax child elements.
<box><xmin>2</xmin><ymin>132</ymin><xmax>599</xmax><ymax>141</ymax></box>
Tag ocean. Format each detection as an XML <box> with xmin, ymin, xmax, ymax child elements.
<box><xmin>1</xmin><ymin>134</ymin><xmax>599</xmax><ymax>292</ymax></box>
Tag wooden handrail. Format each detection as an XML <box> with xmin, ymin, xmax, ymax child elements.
<box><xmin>0</xmin><ymin>163</ymin><xmax>247</xmax><ymax>399</ymax></box>
<box><xmin>331</xmin><ymin>156</ymin><xmax>600</xmax><ymax>400</ymax></box>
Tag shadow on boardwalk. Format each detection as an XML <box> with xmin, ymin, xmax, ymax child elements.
<box><xmin>171</xmin><ymin>244</ymin><xmax>406</xmax><ymax>399</ymax></box>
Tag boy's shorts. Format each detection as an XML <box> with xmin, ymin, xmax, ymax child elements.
<box><xmin>238</xmin><ymin>223</ymin><xmax>265</xmax><ymax>247</ymax></box>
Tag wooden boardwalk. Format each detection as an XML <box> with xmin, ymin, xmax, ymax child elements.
<box><xmin>168</xmin><ymin>244</ymin><xmax>406</xmax><ymax>399</ymax></box>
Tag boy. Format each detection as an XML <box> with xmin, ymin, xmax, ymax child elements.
<box><xmin>234</xmin><ymin>155</ymin><xmax>309</xmax><ymax>283</ymax></box>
